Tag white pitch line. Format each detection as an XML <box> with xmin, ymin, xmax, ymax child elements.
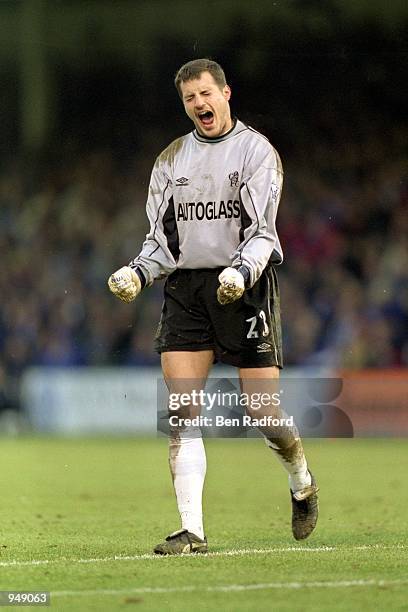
<box><xmin>0</xmin><ymin>543</ymin><xmax>405</xmax><ymax>569</ymax></box>
<box><xmin>0</xmin><ymin>559</ymin><xmax>50</xmax><ymax>567</ymax></box>
<box><xmin>51</xmin><ymin>577</ymin><xmax>408</xmax><ymax>598</ymax></box>
<box><xmin>0</xmin><ymin>546</ymin><xmax>332</xmax><ymax>568</ymax></box>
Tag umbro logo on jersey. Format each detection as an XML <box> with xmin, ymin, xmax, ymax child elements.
<box><xmin>257</xmin><ymin>343</ymin><xmax>272</xmax><ymax>353</ymax></box>
<box><xmin>175</xmin><ymin>177</ymin><xmax>189</xmax><ymax>186</ymax></box>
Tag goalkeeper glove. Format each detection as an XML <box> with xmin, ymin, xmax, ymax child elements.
<box><xmin>217</xmin><ymin>267</ymin><xmax>247</xmax><ymax>305</ymax></box>
<box><xmin>108</xmin><ymin>266</ymin><xmax>142</xmax><ymax>303</ymax></box>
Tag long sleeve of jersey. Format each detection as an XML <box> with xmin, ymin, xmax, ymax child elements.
<box><xmin>129</xmin><ymin>158</ymin><xmax>178</xmax><ymax>286</ymax></box>
<box><xmin>231</xmin><ymin>142</ymin><xmax>283</xmax><ymax>287</ymax></box>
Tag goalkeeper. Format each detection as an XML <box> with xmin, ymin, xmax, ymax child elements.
<box><xmin>108</xmin><ymin>58</ymin><xmax>318</xmax><ymax>555</ymax></box>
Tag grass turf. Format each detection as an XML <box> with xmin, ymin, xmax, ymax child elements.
<box><xmin>0</xmin><ymin>437</ymin><xmax>407</xmax><ymax>611</ymax></box>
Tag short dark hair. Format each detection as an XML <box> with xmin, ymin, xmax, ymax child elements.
<box><xmin>174</xmin><ymin>58</ymin><xmax>227</xmax><ymax>97</ymax></box>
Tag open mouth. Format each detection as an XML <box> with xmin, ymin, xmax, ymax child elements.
<box><xmin>198</xmin><ymin>111</ymin><xmax>214</xmax><ymax>127</ymax></box>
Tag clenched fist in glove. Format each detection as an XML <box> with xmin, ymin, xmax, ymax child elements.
<box><xmin>108</xmin><ymin>266</ymin><xmax>142</xmax><ymax>303</ymax></box>
<box><xmin>217</xmin><ymin>267</ymin><xmax>246</xmax><ymax>305</ymax></box>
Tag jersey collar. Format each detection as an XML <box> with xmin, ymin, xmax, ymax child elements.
<box><xmin>193</xmin><ymin>118</ymin><xmax>246</xmax><ymax>143</ymax></box>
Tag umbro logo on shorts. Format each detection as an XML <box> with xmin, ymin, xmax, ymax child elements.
<box><xmin>176</xmin><ymin>177</ymin><xmax>189</xmax><ymax>186</ymax></box>
<box><xmin>257</xmin><ymin>343</ymin><xmax>272</xmax><ymax>352</ymax></box>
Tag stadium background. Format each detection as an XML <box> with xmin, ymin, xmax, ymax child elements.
<box><xmin>0</xmin><ymin>1</ymin><xmax>407</xmax><ymax>429</ymax></box>
<box><xmin>0</xmin><ymin>2</ymin><xmax>407</xmax><ymax>610</ymax></box>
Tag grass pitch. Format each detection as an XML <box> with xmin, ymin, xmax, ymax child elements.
<box><xmin>0</xmin><ymin>437</ymin><xmax>407</xmax><ymax>611</ymax></box>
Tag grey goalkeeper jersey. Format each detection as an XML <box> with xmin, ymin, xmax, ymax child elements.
<box><xmin>130</xmin><ymin>119</ymin><xmax>283</xmax><ymax>288</ymax></box>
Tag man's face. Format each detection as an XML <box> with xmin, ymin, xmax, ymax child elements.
<box><xmin>180</xmin><ymin>71</ymin><xmax>232</xmax><ymax>138</ymax></box>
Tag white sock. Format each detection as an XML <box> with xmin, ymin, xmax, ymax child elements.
<box><xmin>264</xmin><ymin>436</ymin><xmax>311</xmax><ymax>493</ymax></box>
<box><xmin>169</xmin><ymin>426</ymin><xmax>206</xmax><ymax>540</ymax></box>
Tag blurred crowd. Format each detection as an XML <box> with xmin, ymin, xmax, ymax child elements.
<box><xmin>0</xmin><ymin>122</ymin><xmax>407</xmax><ymax>412</ymax></box>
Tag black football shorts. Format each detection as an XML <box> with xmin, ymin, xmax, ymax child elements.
<box><xmin>154</xmin><ymin>267</ymin><xmax>283</xmax><ymax>368</ymax></box>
